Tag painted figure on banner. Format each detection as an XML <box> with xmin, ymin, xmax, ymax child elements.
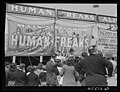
<box><xmin>56</xmin><ymin>29</ymin><xmax>61</xmax><ymax>52</ymax></box>
<box><xmin>60</xmin><ymin>30</ymin><xmax>68</xmax><ymax>55</ymax></box>
<box><xmin>16</xmin><ymin>27</ymin><xmax>23</xmax><ymax>52</ymax></box>
<box><xmin>71</xmin><ymin>32</ymin><xmax>77</xmax><ymax>52</ymax></box>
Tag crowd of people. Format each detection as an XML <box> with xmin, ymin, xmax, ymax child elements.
<box><xmin>5</xmin><ymin>45</ymin><xmax>117</xmax><ymax>86</ymax></box>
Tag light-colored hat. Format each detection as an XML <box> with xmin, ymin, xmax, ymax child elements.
<box><xmin>56</xmin><ymin>56</ymin><xmax>61</xmax><ymax>60</ymax></box>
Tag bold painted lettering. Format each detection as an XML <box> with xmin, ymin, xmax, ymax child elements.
<box><xmin>84</xmin><ymin>38</ymin><xmax>89</xmax><ymax>47</ymax></box>
<box><xmin>38</xmin><ymin>9</ymin><xmax>45</xmax><ymax>15</ymax></box>
<box><xmin>78</xmin><ymin>14</ymin><xmax>84</xmax><ymax>19</ymax></box>
<box><xmin>60</xmin><ymin>37</ymin><xmax>66</xmax><ymax>47</ymax></box>
<box><xmin>84</xmin><ymin>14</ymin><xmax>90</xmax><ymax>20</ymax></box>
<box><xmin>11</xmin><ymin>5</ymin><xmax>18</xmax><ymax>12</ymax></box>
<box><xmin>66</xmin><ymin>12</ymin><xmax>72</xmax><ymax>18</ymax></box>
<box><xmin>72</xmin><ymin>13</ymin><xmax>78</xmax><ymax>18</ymax></box>
<box><xmin>20</xmin><ymin>6</ymin><xmax>27</xmax><ymax>13</ymax></box>
<box><xmin>11</xmin><ymin>34</ymin><xmax>18</xmax><ymax>46</ymax></box>
<box><xmin>19</xmin><ymin>35</ymin><xmax>26</xmax><ymax>46</ymax></box>
<box><xmin>36</xmin><ymin>36</ymin><xmax>42</xmax><ymax>47</ymax></box>
<box><xmin>29</xmin><ymin>7</ymin><xmax>37</xmax><ymax>14</ymax></box>
<box><xmin>44</xmin><ymin>36</ymin><xmax>50</xmax><ymax>47</ymax></box>
<box><xmin>79</xmin><ymin>38</ymin><xmax>84</xmax><ymax>47</ymax></box>
<box><xmin>72</xmin><ymin>38</ymin><xmax>78</xmax><ymax>48</ymax></box>
<box><xmin>90</xmin><ymin>15</ymin><xmax>95</xmax><ymax>20</ymax></box>
<box><xmin>108</xmin><ymin>17</ymin><xmax>113</xmax><ymax>23</ymax></box>
<box><xmin>67</xmin><ymin>37</ymin><xmax>72</xmax><ymax>48</ymax></box>
<box><xmin>45</xmin><ymin>9</ymin><xmax>53</xmax><ymax>16</ymax></box>
<box><xmin>26</xmin><ymin>36</ymin><xmax>36</xmax><ymax>47</ymax></box>
<box><xmin>103</xmin><ymin>17</ymin><xmax>108</xmax><ymax>22</ymax></box>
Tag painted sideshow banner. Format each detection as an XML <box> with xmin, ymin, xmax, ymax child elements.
<box><xmin>55</xmin><ymin>24</ymin><xmax>93</xmax><ymax>56</ymax></box>
<box><xmin>5</xmin><ymin>18</ymin><xmax>55</xmax><ymax>56</ymax></box>
<box><xmin>97</xmin><ymin>28</ymin><xmax>117</xmax><ymax>56</ymax></box>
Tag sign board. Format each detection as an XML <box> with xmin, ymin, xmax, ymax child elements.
<box><xmin>97</xmin><ymin>28</ymin><xmax>117</xmax><ymax>56</ymax></box>
<box><xmin>6</xmin><ymin>3</ymin><xmax>56</xmax><ymax>18</ymax></box>
<box><xmin>57</xmin><ymin>9</ymin><xmax>97</xmax><ymax>22</ymax></box>
<box><xmin>55</xmin><ymin>24</ymin><xmax>93</xmax><ymax>56</ymax></box>
<box><xmin>5</xmin><ymin>17</ymin><xmax>55</xmax><ymax>56</ymax></box>
<box><xmin>98</xmin><ymin>15</ymin><xmax>117</xmax><ymax>24</ymax></box>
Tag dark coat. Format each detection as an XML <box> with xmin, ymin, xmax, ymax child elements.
<box><xmin>39</xmin><ymin>71</ymin><xmax>46</xmax><ymax>82</ymax></box>
<box><xmin>14</xmin><ymin>69</ymin><xmax>26</xmax><ymax>86</ymax></box>
<box><xmin>75</xmin><ymin>54</ymin><xmax>113</xmax><ymax>86</ymax></box>
<box><xmin>46</xmin><ymin>60</ymin><xmax>59</xmax><ymax>86</ymax></box>
<box><xmin>7</xmin><ymin>70</ymin><xmax>15</xmax><ymax>81</ymax></box>
<box><xmin>26</xmin><ymin>72</ymin><xmax>39</xmax><ymax>86</ymax></box>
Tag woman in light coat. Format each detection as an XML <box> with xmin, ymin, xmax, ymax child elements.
<box><xmin>60</xmin><ymin>57</ymin><xmax>80</xmax><ymax>86</ymax></box>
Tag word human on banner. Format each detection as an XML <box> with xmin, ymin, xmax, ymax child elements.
<box><xmin>55</xmin><ymin>24</ymin><xmax>93</xmax><ymax>55</ymax></box>
<box><xmin>6</xmin><ymin>19</ymin><xmax>55</xmax><ymax>56</ymax></box>
<box><xmin>57</xmin><ymin>9</ymin><xmax>97</xmax><ymax>22</ymax></box>
<box><xmin>97</xmin><ymin>28</ymin><xmax>117</xmax><ymax>56</ymax></box>
<box><xmin>6</xmin><ymin>3</ymin><xmax>56</xmax><ymax>18</ymax></box>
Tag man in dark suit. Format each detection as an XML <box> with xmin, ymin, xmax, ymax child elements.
<box><xmin>14</xmin><ymin>63</ymin><xmax>26</xmax><ymax>86</ymax></box>
<box><xmin>75</xmin><ymin>45</ymin><xmax>113</xmax><ymax>86</ymax></box>
<box><xmin>46</xmin><ymin>53</ymin><xmax>59</xmax><ymax>86</ymax></box>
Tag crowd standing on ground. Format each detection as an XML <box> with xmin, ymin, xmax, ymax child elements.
<box><xmin>5</xmin><ymin>45</ymin><xmax>117</xmax><ymax>86</ymax></box>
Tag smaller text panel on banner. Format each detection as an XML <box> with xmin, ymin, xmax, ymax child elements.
<box><xmin>97</xmin><ymin>28</ymin><xmax>117</xmax><ymax>56</ymax></box>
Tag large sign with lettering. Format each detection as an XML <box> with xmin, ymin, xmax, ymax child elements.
<box><xmin>6</xmin><ymin>3</ymin><xmax>56</xmax><ymax>18</ymax></box>
<box><xmin>5</xmin><ymin>17</ymin><xmax>55</xmax><ymax>56</ymax></box>
<box><xmin>97</xmin><ymin>28</ymin><xmax>117</xmax><ymax>56</ymax></box>
<box><xmin>57</xmin><ymin>9</ymin><xmax>97</xmax><ymax>22</ymax></box>
<box><xmin>55</xmin><ymin>24</ymin><xmax>93</xmax><ymax>55</ymax></box>
<box><xmin>98</xmin><ymin>15</ymin><xmax>117</xmax><ymax>24</ymax></box>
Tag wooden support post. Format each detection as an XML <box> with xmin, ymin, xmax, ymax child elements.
<box><xmin>12</xmin><ymin>56</ymin><xmax>16</xmax><ymax>63</ymax></box>
<box><xmin>40</xmin><ymin>56</ymin><xmax>43</xmax><ymax>63</ymax></box>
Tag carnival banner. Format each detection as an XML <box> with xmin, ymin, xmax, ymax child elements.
<box><xmin>97</xmin><ymin>28</ymin><xmax>117</xmax><ymax>56</ymax></box>
<box><xmin>55</xmin><ymin>24</ymin><xmax>93</xmax><ymax>56</ymax></box>
<box><xmin>5</xmin><ymin>16</ymin><xmax>55</xmax><ymax>56</ymax></box>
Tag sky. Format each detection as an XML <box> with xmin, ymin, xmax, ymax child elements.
<box><xmin>20</xmin><ymin>3</ymin><xmax>117</xmax><ymax>17</ymax></box>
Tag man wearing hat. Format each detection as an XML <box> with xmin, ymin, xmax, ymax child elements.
<box><xmin>46</xmin><ymin>53</ymin><xmax>59</xmax><ymax>86</ymax></box>
<box><xmin>75</xmin><ymin>45</ymin><xmax>113</xmax><ymax>86</ymax></box>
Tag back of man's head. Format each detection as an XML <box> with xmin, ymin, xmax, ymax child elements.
<box><xmin>51</xmin><ymin>53</ymin><xmax>57</xmax><ymax>58</ymax></box>
<box><xmin>81</xmin><ymin>52</ymin><xmax>88</xmax><ymax>58</ymax></box>
<box><xmin>88</xmin><ymin>45</ymin><xmax>97</xmax><ymax>55</ymax></box>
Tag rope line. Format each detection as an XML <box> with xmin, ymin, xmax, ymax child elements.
<box><xmin>28</xmin><ymin>56</ymin><xmax>32</xmax><ymax>66</ymax></box>
<box><xmin>31</xmin><ymin>56</ymin><xmax>40</xmax><ymax>61</ymax></box>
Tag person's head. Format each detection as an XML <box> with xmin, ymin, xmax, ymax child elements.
<box><xmin>9</xmin><ymin>63</ymin><xmax>16</xmax><ymax>72</ymax></box>
<box><xmin>69</xmin><ymin>48</ymin><xmax>74</xmax><ymax>54</ymax></box>
<box><xmin>55</xmin><ymin>56</ymin><xmax>61</xmax><ymax>63</ymax></box>
<box><xmin>30</xmin><ymin>66</ymin><xmax>35</xmax><ymax>72</ymax></box>
<box><xmin>51</xmin><ymin>53</ymin><xmax>57</xmax><ymax>62</ymax></box>
<box><xmin>88</xmin><ymin>45</ymin><xmax>97</xmax><ymax>55</ymax></box>
<box><xmin>81</xmin><ymin>52</ymin><xmax>88</xmax><ymax>58</ymax></box>
<box><xmin>5</xmin><ymin>61</ymin><xmax>10</xmax><ymax>66</ymax></box>
<box><xmin>27</xmin><ymin>65</ymin><xmax>32</xmax><ymax>72</ymax></box>
<box><xmin>97</xmin><ymin>51</ymin><xmax>103</xmax><ymax>57</ymax></box>
<box><xmin>105</xmin><ymin>53</ymin><xmax>112</xmax><ymax>60</ymax></box>
<box><xmin>36</xmin><ymin>63</ymin><xmax>43</xmax><ymax>70</ymax></box>
<box><xmin>66</xmin><ymin>56</ymin><xmax>75</xmax><ymax>66</ymax></box>
<box><xmin>56</xmin><ymin>50</ymin><xmax>61</xmax><ymax>56</ymax></box>
<box><xmin>19</xmin><ymin>63</ymin><xmax>25</xmax><ymax>70</ymax></box>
